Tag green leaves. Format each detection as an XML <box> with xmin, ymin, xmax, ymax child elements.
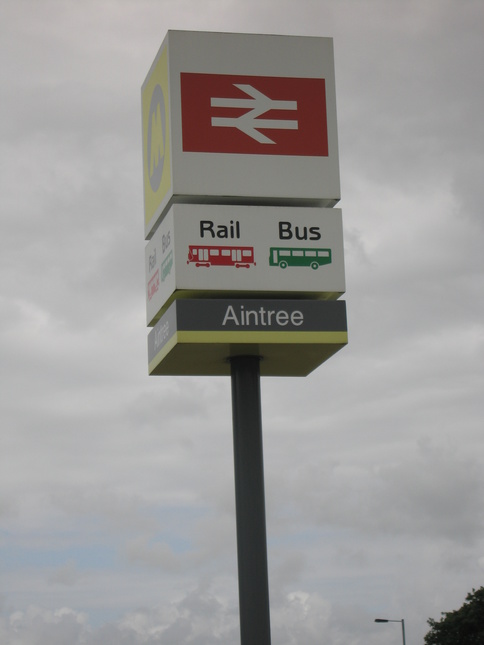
<box><xmin>424</xmin><ymin>587</ymin><xmax>484</xmax><ymax>645</ymax></box>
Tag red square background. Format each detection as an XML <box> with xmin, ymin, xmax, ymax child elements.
<box><xmin>180</xmin><ymin>73</ymin><xmax>328</xmax><ymax>157</ymax></box>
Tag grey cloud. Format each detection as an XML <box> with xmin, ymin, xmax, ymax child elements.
<box><xmin>48</xmin><ymin>560</ymin><xmax>81</xmax><ymax>586</ymax></box>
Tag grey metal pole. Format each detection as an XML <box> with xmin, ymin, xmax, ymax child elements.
<box><xmin>230</xmin><ymin>355</ymin><xmax>271</xmax><ymax>645</ymax></box>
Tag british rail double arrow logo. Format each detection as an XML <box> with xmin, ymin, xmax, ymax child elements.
<box><xmin>210</xmin><ymin>84</ymin><xmax>298</xmax><ymax>144</ymax></box>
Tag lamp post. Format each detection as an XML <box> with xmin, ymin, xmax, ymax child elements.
<box><xmin>375</xmin><ymin>618</ymin><xmax>406</xmax><ymax>645</ymax></box>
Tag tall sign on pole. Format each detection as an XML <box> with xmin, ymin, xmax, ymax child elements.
<box><xmin>141</xmin><ymin>30</ymin><xmax>347</xmax><ymax>645</ymax></box>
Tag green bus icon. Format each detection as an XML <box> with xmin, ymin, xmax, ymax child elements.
<box><xmin>269</xmin><ymin>247</ymin><xmax>332</xmax><ymax>270</ymax></box>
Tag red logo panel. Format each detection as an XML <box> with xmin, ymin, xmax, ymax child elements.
<box><xmin>180</xmin><ymin>73</ymin><xmax>328</xmax><ymax>156</ymax></box>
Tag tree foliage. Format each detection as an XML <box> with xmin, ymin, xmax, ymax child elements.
<box><xmin>424</xmin><ymin>586</ymin><xmax>484</xmax><ymax>645</ymax></box>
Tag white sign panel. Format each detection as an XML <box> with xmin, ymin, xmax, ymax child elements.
<box><xmin>141</xmin><ymin>31</ymin><xmax>340</xmax><ymax>238</ymax></box>
<box><xmin>145</xmin><ymin>203</ymin><xmax>345</xmax><ymax>325</ymax></box>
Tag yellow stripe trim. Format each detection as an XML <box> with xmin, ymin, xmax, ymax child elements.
<box><xmin>176</xmin><ymin>331</ymin><xmax>348</xmax><ymax>344</ymax></box>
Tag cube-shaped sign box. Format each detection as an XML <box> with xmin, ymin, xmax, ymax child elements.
<box><xmin>141</xmin><ymin>30</ymin><xmax>340</xmax><ymax>239</ymax></box>
<box><xmin>145</xmin><ymin>203</ymin><xmax>346</xmax><ymax>326</ymax></box>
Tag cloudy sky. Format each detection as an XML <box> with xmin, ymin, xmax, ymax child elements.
<box><xmin>1</xmin><ymin>0</ymin><xmax>483</xmax><ymax>643</ymax></box>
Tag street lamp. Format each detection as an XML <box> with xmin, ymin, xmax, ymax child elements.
<box><xmin>375</xmin><ymin>618</ymin><xmax>406</xmax><ymax>645</ymax></box>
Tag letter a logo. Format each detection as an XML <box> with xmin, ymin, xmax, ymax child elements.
<box><xmin>147</xmin><ymin>85</ymin><xmax>166</xmax><ymax>192</ymax></box>
<box><xmin>142</xmin><ymin>45</ymin><xmax>171</xmax><ymax>238</ymax></box>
